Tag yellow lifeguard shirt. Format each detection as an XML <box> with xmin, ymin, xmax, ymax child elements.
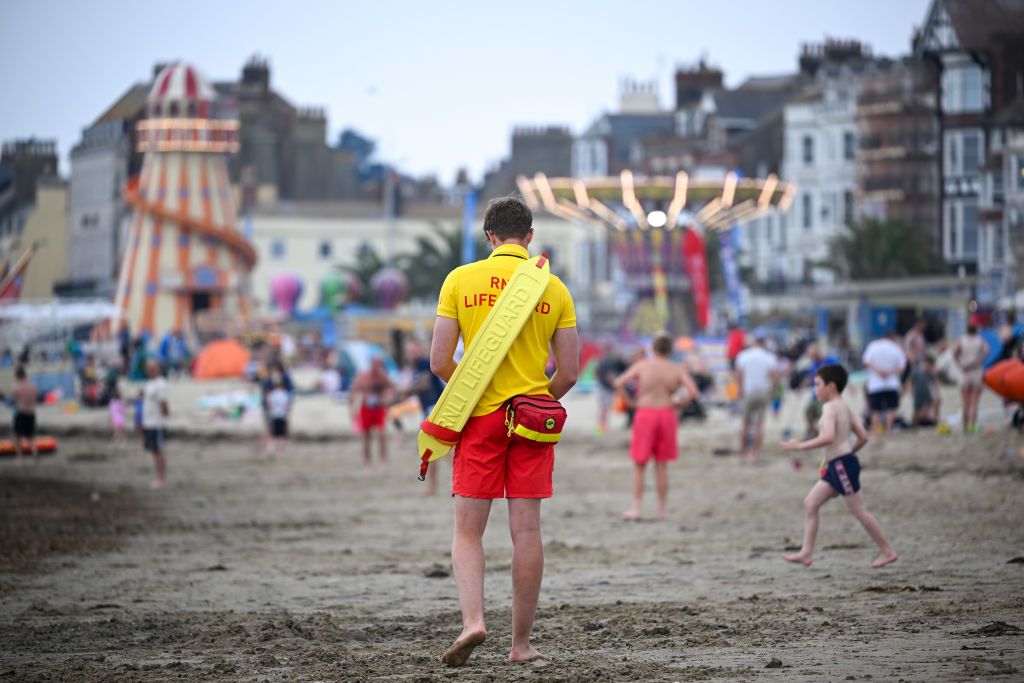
<box><xmin>437</xmin><ymin>244</ymin><xmax>576</xmax><ymax>416</ymax></box>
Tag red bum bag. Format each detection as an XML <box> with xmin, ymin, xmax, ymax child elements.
<box><xmin>504</xmin><ymin>395</ymin><xmax>566</xmax><ymax>443</ymax></box>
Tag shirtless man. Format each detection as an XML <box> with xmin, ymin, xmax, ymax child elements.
<box><xmin>614</xmin><ymin>333</ymin><xmax>699</xmax><ymax>520</ymax></box>
<box><xmin>781</xmin><ymin>364</ymin><xmax>897</xmax><ymax>568</ymax></box>
<box><xmin>349</xmin><ymin>357</ymin><xmax>395</xmax><ymax>468</ymax></box>
<box><xmin>10</xmin><ymin>367</ymin><xmax>38</xmax><ymax>463</ymax></box>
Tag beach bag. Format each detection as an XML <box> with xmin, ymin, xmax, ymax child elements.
<box><xmin>505</xmin><ymin>395</ymin><xmax>566</xmax><ymax>443</ymax></box>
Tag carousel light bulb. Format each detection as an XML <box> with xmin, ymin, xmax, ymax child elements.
<box><xmin>647</xmin><ymin>210</ymin><xmax>667</xmax><ymax>228</ymax></box>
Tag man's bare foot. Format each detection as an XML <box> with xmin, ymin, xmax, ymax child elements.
<box><xmin>148</xmin><ymin>479</ymin><xmax>165</xmax><ymax>490</ymax></box>
<box><xmin>441</xmin><ymin>630</ymin><xmax>486</xmax><ymax>667</ymax></box>
<box><xmin>782</xmin><ymin>552</ymin><xmax>813</xmax><ymax>567</ymax></box>
<box><xmin>509</xmin><ymin>645</ymin><xmax>548</xmax><ymax>663</ymax></box>
<box><xmin>622</xmin><ymin>508</ymin><xmax>641</xmax><ymax>521</ymax></box>
<box><xmin>657</xmin><ymin>510</ymin><xmax>668</xmax><ymax>521</ymax></box>
<box><xmin>871</xmin><ymin>550</ymin><xmax>898</xmax><ymax>568</ymax></box>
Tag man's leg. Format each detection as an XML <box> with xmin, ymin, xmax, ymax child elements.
<box><xmin>738</xmin><ymin>416</ymin><xmax>750</xmax><ymax>460</ymax></box>
<box><xmin>151</xmin><ymin>450</ymin><xmax>166</xmax><ymax>489</ymax></box>
<box><xmin>377</xmin><ymin>425</ymin><xmax>387</xmax><ymax>465</ymax></box>
<box><xmin>443</xmin><ymin>496</ymin><xmax>492</xmax><ymax>667</ymax></box>
<box><xmin>653</xmin><ymin>462</ymin><xmax>669</xmax><ymax>520</ymax></box>
<box><xmin>508</xmin><ymin>498</ymin><xmax>547</xmax><ymax>662</ymax></box>
<box><xmin>361</xmin><ymin>431</ymin><xmax>372</xmax><ymax>467</ymax></box>
<box><xmin>783</xmin><ymin>480</ymin><xmax>836</xmax><ymax>566</ymax></box>
<box><xmin>624</xmin><ymin>462</ymin><xmax>645</xmax><ymax>520</ymax></box>
<box><xmin>961</xmin><ymin>387</ymin><xmax>971</xmax><ymax>432</ymax></box>
<box><xmin>751</xmin><ymin>415</ymin><xmax>765</xmax><ymax>461</ymax></box>
<box><xmin>970</xmin><ymin>386</ymin><xmax>982</xmax><ymax>430</ymax></box>
<box><xmin>843</xmin><ymin>492</ymin><xmax>898</xmax><ymax>568</ymax></box>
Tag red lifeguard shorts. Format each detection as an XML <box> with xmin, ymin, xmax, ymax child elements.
<box><xmin>452</xmin><ymin>408</ymin><xmax>554</xmax><ymax>499</ymax></box>
<box><xmin>359</xmin><ymin>405</ymin><xmax>388</xmax><ymax>430</ymax></box>
<box><xmin>630</xmin><ymin>407</ymin><xmax>678</xmax><ymax>464</ymax></box>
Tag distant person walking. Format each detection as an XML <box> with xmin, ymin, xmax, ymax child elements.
<box><xmin>350</xmin><ymin>357</ymin><xmax>395</xmax><ymax>468</ymax></box>
<box><xmin>595</xmin><ymin>344</ymin><xmax>626</xmax><ymax>436</ymax></box>
<box><xmin>862</xmin><ymin>332</ymin><xmax>907</xmax><ymax>435</ymax></box>
<box><xmin>734</xmin><ymin>335</ymin><xmax>779</xmax><ymax>462</ymax></box>
<box><xmin>614</xmin><ymin>333</ymin><xmax>699</xmax><ymax>520</ymax></box>
<box><xmin>953</xmin><ymin>325</ymin><xmax>989</xmax><ymax>434</ymax></box>
<box><xmin>141</xmin><ymin>360</ymin><xmax>169</xmax><ymax>489</ymax></box>
<box><xmin>10</xmin><ymin>366</ymin><xmax>38</xmax><ymax>463</ymax></box>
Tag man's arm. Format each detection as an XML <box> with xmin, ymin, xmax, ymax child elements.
<box><xmin>612</xmin><ymin>361</ymin><xmax>640</xmax><ymax>391</ymax></box>
<box><xmin>548</xmin><ymin>326</ymin><xmax>580</xmax><ymax>400</ymax></box>
<box><xmin>429</xmin><ymin>316</ymin><xmax>460</xmax><ymax>383</ymax></box>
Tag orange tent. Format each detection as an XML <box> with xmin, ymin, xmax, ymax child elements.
<box><xmin>193</xmin><ymin>339</ymin><xmax>250</xmax><ymax>380</ymax></box>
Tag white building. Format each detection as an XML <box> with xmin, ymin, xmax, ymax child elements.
<box><xmin>774</xmin><ymin>75</ymin><xmax>860</xmax><ymax>284</ymax></box>
<box><xmin>248</xmin><ymin>202</ymin><xmax>595</xmax><ymax>324</ymax></box>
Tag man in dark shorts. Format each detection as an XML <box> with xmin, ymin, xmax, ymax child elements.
<box><xmin>862</xmin><ymin>332</ymin><xmax>907</xmax><ymax>435</ymax></box>
<box><xmin>11</xmin><ymin>366</ymin><xmax>38</xmax><ymax>462</ymax></box>
<box><xmin>141</xmin><ymin>360</ymin><xmax>169</xmax><ymax>489</ymax></box>
<box><xmin>429</xmin><ymin>196</ymin><xmax>579</xmax><ymax>666</ymax></box>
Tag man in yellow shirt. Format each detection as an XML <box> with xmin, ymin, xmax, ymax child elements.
<box><xmin>430</xmin><ymin>196</ymin><xmax>579</xmax><ymax>667</ymax></box>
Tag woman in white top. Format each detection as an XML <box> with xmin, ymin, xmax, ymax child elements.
<box><xmin>953</xmin><ymin>325</ymin><xmax>989</xmax><ymax>434</ymax></box>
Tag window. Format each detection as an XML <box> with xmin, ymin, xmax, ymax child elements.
<box><xmin>942</xmin><ymin>64</ymin><xmax>986</xmax><ymax>113</ymax></box>
<box><xmin>802</xmin><ymin>135</ymin><xmax>814</xmax><ymax>164</ymax></box>
<box><xmin>270</xmin><ymin>240</ymin><xmax>285</xmax><ymax>260</ymax></box>
<box><xmin>963</xmin><ymin>66</ymin><xmax>983</xmax><ymax>111</ymax></box>
<box><xmin>962</xmin><ymin>131</ymin><xmax>981</xmax><ymax>175</ymax></box>
<box><xmin>962</xmin><ymin>203</ymin><xmax>978</xmax><ymax>256</ymax></box>
<box><xmin>318</xmin><ymin>240</ymin><xmax>332</xmax><ymax>259</ymax></box>
<box><xmin>1015</xmin><ymin>155</ymin><xmax>1023</xmax><ymax>191</ymax></box>
<box><xmin>994</xmin><ymin>224</ymin><xmax>1005</xmax><ymax>262</ymax></box>
<box><xmin>844</xmin><ymin>190</ymin><xmax>855</xmax><ymax>225</ymax></box>
<box><xmin>947</xmin><ymin>204</ymin><xmax>958</xmax><ymax>256</ymax></box>
<box><xmin>945</xmin><ymin>132</ymin><xmax>958</xmax><ymax>175</ymax></box>
<box><xmin>843</xmin><ymin>131</ymin><xmax>856</xmax><ymax>161</ymax></box>
<box><xmin>802</xmin><ymin>193</ymin><xmax>813</xmax><ymax>229</ymax></box>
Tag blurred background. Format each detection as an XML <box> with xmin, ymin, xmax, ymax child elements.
<box><xmin>0</xmin><ymin>0</ymin><xmax>1022</xmax><ymax>377</ymax></box>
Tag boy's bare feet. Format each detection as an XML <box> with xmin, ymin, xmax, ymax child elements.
<box><xmin>622</xmin><ymin>508</ymin><xmax>641</xmax><ymax>521</ymax></box>
<box><xmin>782</xmin><ymin>552</ymin><xmax>813</xmax><ymax>567</ymax></box>
<box><xmin>441</xmin><ymin>629</ymin><xmax>486</xmax><ymax>667</ymax></box>
<box><xmin>509</xmin><ymin>645</ymin><xmax>548</xmax><ymax>663</ymax></box>
<box><xmin>871</xmin><ymin>550</ymin><xmax>898</xmax><ymax>568</ymax></box>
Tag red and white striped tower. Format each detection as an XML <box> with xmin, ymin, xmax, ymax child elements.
<box><xmin>113</xmin><ymin>62</ymin><xmax>255</xmax><ymax>338</ymax></box>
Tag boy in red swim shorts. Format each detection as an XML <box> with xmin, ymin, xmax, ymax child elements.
<box><xmin>429</xmin><ymin>196</ymin><xmax>579</xmax><ymax>667</ymax></box>
<box><xmin>614</xmin><ymin>333</ymin><xmax>699</xmax><ymax>521</ymax></box>
<box><xmin>350</xmin><ymin>357</ymin><xmax>394</xmax><ymax>468</ymax></box>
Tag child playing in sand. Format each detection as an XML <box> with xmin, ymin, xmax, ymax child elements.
<box><xmin>781</xmin><ymin>364</ymin><xmax>898</xmax><ymax>568</ymax></box>
<box><xmin>265</xmin><ymin>371</ymin><xmax>290</xmax><ymax>460</ymax></box>
<box><xmin>614</xmin><ymin>333</ymin><xmax>699</xmax><ymax>521</ymax></box>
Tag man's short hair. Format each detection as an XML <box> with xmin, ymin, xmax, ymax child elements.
<box><xmin>15</xmin><ymin>366</ymin><xmax>26</xmax><ymax>380</ymax></box>
<box><xmin>483</xmin><ymin>195</ymin><xmax>532</xmax><ymax>240</ymax></box>
<box><xmin>653</xmin><ymin>333</ymin><xmax>673</xmax><ymax>357</ymax></box>
<box><xmin>815</xmin><ymin>363</ymin><xmax>848</xmax><ymax>393</ymax></box>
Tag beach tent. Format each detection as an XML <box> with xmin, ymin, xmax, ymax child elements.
<box><xmin>193</xmin><ymin>339</ymin><xmax>250</xmax><ymax>380</ymax></box>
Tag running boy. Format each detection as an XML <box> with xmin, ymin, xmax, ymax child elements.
<box><xmin>781</xmin><ymin>364</ymin><xmax>898</xmax><ymax>568</ymax></box>
<box><xmin>614</xmin><ymin>333</ymin><xmax>699</xmax><ymax>521</ymax></box>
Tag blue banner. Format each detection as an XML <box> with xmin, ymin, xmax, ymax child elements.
<box><xmin>461</xmin><ymin>191</ymin><xmax>477</xmax><ymax>265</ymax></box>
<box><xmin>719</xmin><ymin>222</ymin><xmax>747</xmax><ymax>326</ymax></box>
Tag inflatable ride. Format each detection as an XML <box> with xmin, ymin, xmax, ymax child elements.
<box><xmin>984</xmin><ymin>359</ymin><xmax>1024</xmax><ymax>429</ymax></box>
<box><xmin>0</xmin><ymin>435</ymin><xmax>58</xmax><ymax>456</ymax></box>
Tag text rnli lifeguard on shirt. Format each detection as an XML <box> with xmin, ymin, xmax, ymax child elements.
<box><xmin>462</xmin><ymin>276</ymin><xmax>552</xmax><ymax>315</ymax></box>
<box><xmin>434</xmin><ymin>264</ymin><xmax>548</xmax><ymax>432</ymax></box>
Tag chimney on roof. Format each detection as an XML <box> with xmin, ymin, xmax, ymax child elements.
<box><xmin>242</xmin><ymin>55</ymin><xmax>270</xmax><ymax>93</ymax></box>
<box><xmin>675</xmin><ymin>59</ymin><xmax>724</xmax><ymax>109</ymax></box>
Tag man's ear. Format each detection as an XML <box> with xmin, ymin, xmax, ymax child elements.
<box><xmin>525</xmin><ymin>228</ymin><xmax>534</xmax><ymax>246</ymax></box>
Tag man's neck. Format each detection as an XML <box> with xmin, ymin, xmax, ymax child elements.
<box><xmin>492</xmin><ymin>239</ymin><xmax>528</xmax><ymax>249</ymax></box>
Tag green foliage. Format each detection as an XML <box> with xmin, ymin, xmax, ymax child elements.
<box><xmin>397</xmin><ymin>223</ymin><xmax>488</xmax><ymax>302</ymax></box>
<box><xmin>818</xmin><ymin>217</ymin><xmax>945</xmax><ymax>281</ymax></box>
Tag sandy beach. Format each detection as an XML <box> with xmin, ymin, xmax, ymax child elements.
<box><xmin>1</xmin><ymin>384</ymin><xmax>1022</xmax><ymax>682</ymax></box>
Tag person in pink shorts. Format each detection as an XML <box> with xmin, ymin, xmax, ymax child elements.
<box><xmin>614</xmin><ymin>333</ymin><xmax>699</xmax><ymax>520</ymax></box>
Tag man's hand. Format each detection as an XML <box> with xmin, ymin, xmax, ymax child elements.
<box><xmin>780</xmin><ymin>439</ymin><xmax>802</xmax><ymax>452</ymax></box>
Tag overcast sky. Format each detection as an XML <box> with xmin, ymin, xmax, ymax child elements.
<box><xmin>1</xmin><ymin>0</ymin><xmax>931</xmax><ymax>182</ymax></box>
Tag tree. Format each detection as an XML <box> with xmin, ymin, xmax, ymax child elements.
<box><xmin>818</xmin><ymin>217</ymin><xmax>946</xmax><ymax>281</ymax></box>
<box><xmin>337</xmin><ymin>242</ymin><xmax>386</xmax><ymax>306</ymax></box>
<box><xmin>398</xmin><ymin>222</ymin><xmax>488</xmax><ymax>302</ymax></box>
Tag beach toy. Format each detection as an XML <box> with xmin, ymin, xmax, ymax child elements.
<box><xmin>0</xmin><ymin>436</ymin><xmax>58</xmax><ymax>456</ymax></box>
<box><xmin>937</xmin><ymin>423</ymin><xmax>951</xmax><ymax>436</ymax></box>
<box><xmin>984</xmin><ymin>359</ymin><xmax>1024</xmax><ymax>402</ymax></box>
<box><xmin>417</xmin><ymin>254</ymin><xmax>551</xmax><ymax>480</ymax></box>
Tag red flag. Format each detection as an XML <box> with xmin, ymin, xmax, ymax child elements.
<box><xmin>682</xmin><ymin>228</ymin><xmax>710</xmax><ymax>329</ymax></box>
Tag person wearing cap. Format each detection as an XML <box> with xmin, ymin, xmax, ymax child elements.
<box><xmin>734</xmin><ymin>334</ymin><xmax>779</xmax><ymax>462</ymax></box>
